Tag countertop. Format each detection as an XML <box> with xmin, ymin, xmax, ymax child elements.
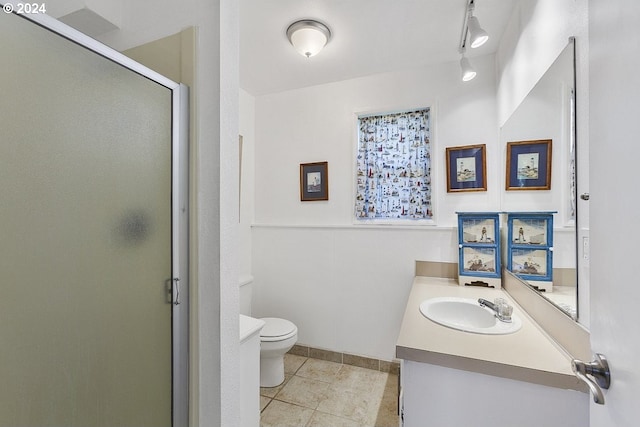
<box><xmin>239</xmin><ymin>314</ymin><xmax>265</xmax><ymax>343</ymax></box>
<box><xmin>396</xmin><ymin>276</ymin><xmax>586</xmax><ymax>391</ymax></box>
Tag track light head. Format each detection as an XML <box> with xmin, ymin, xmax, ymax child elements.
<box><xmin>467</xmin><ymin>15</ymin><xmax>489</xmax><ymax>48</ymax></box>
<box><xmin>460</xmin><ymin>56</ymin><xmax>476</xmax><ymax>82</ymax></box>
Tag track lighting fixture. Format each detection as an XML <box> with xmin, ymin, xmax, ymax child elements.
<box><xmin>458</xmin><ymin>0</ymin><xmax>489</xmax><ymax>81</ymax></box>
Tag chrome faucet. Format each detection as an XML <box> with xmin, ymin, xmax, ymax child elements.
<box><xmin>478</xmin><ymin>298</ymin><xmax>497</xmax><ymax>311</ymax></box>
<box><xmin>478</xmin><ymin>298</ymin><xmax>513</xmax><ymax>323</ymax></box>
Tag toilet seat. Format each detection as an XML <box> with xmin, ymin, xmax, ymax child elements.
<box><xmin>260</xmin><ymin>317</ymin><xmax>297</xmax><ymax>342</ymax></box>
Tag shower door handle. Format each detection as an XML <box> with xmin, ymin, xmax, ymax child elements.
<box><xmin>173</xmin><ymin>278</ymin><xmax>181</xmax><ymax>305</ymax></box>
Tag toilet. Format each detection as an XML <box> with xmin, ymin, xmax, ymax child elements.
<box><xmin>259</xmin><ymin>317</ymin><xmax>298</xmax><ymax>387</ymax></box>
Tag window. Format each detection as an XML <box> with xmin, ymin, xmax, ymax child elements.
<box><xmin>355</xmin><ymin>108</ymin><xmax>432</xmax><ymax>220</ymax></box>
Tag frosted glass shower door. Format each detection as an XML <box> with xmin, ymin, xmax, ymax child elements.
<box><xmin>0</xmin><ymin>11</ymin><xmax>184</xmax><ymax>427</ymax></box>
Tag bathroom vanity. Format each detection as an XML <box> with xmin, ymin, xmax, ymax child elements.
<box><xmin>396</xmin><ymin>276</ymin><xmax>588</xmax><ymax>427</ymax></box>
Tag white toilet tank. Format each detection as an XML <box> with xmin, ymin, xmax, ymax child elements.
<box><xmin>239</xmin><ymin>276</ymin><xmax>253</xmax><ymax>316</ymax></box>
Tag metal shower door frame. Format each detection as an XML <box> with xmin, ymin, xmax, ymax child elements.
<box><xmin>8</xmin><ymin>9</ymin><xmax>190</xmax><ymax>427</ymax></box>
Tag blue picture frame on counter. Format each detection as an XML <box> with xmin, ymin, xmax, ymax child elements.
<box><xmin>456</xmin><ymin>212</ymin><xmax>501</xmax><ymax>287</ymax></box>
<box><xmin>505</xmin><ymin>212</ymin><xmax>555</xmax><ymax>283</ymax></box>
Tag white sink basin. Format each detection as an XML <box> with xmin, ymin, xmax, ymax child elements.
<box><xmin>419</xmin><ymin>297</ymin><xmax>522</xmax><ymax>335</ymax></box>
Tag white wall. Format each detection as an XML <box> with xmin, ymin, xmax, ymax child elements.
<box><xmin>253</xmin><ymin>226</ymin><xmax>457</xmax><ymax>361</ymax></box>
<box><xmin>496</xmin><ymin>0</ymin><xmax>590</xmax><ymax>326</ymax></box>
<box><xmin>254</xmin><ymin>55</ymin><xmax>500</xmax><ymax>228</ymax></box>
<box><xmin>239</xmin><ymin>89</ymin><xmax>256</xmax><ymax>282</ymax></box>
<box><xmin>46</xmin><ymin>0</ymin><xmax>122</xmax><ymax>29</ymax></box>
<box><xmin>250</xmin><ymin>56</ymin><xmax>498</xmax><ymax>361</ymax></box>
<box><xmin>496</xmin><ymin>0</ymin><xmax>588</xmax><ymax>126</ymax></box>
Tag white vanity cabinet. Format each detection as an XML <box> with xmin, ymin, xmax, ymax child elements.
<box><xmin>396</xmin><ymin>277</ymin><xmax>588</xmax><ymax>427</ymax></box>
<box><xmin>400</xmin><ymin>360</ymin><xmax>586</xmax><ymax>427</ymax></box>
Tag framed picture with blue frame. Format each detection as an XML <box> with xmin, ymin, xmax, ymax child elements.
<box><xmin>445</xmin><ymin>144</ymin><xmax>487</xmax><ymax>192</ymax></box>
<box><xmin>456</xmin><ymin>212</ymin><xmax>501</xmax><ymax>287</ymax></box>
<box><xmin>505</xmin><ymin>139</ymin><xmax>552</xmax><ymax>190</ymax></box>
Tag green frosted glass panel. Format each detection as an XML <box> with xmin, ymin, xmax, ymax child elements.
<box><xmin>0</xmin><ymin>12</ymin><xmax>172</xmax><ymax>427</ymax></box>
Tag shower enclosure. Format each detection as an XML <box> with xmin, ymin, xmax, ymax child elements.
<box><xmin>0</xmin><ymin>8</ymin><xmax>188</xmax><ymax>427</ymax></box>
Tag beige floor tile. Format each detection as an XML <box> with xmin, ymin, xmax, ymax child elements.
<box><xmin>384</xmin><ymin>374</ymin><xmax>398</xmax><ymax>390</ymax></box>
<box><xmin>381</xmin><ymin>374</ymin><xmax>398</xmax><ymax>401</ymax></box>
<box><xmin>261</xmin><ymin>360</ymin><xmax>399</xmax><ymax>427</ymax></box>
<box><xmin>296</xmin><ymin>358</ymin><xmax>342</xmax><ymax>382</ymax></box>
<box><xmin>369</xmin><ymin>380</ymin><xmax>399</xmax><ymax>427</ymax></box>
<box><xmin>284</xmin><ymin>353</ymin><xmax>307</xmax><ymax>375</ymax></box>
<box><xmin>364</xmin><ymin>389</ymin><xmax>392</xmax><ymax>425</ymax></box>
<box><xmin>307</xmin><ymin>411</ymin><xmax>362</xmax><ymax>427</ymax></box>
<box><xmin>316</xmin><ymin>385</ymin><xmax>373</xmax><ymax>424</ymax></box>
<box><xmin>334</xmin><ymin>364</ymin><xmax>389</xmax><ymax>394</ymax></box>
<box><xmin>372</xmin><ymin>410</ymin><xmax>399</xmax><ymax>426</ymax></box>
<box><xmin>260</xmin><ymin>400</ymin><xmax>314</xmax><ymax>427</ymax></box>
<box><xmin>276</xmin><ymin>375</ymin><xmax>331</xmax><ymax>409</ymax></box>
<box><xmin>260</xmin><ymin>374</ymin><xmax>291</xmax><ymax>398</ymax></box>
<box><xmin>260</xmin><ymin>396</ymin><xmax>271</xmax><ymax>412</ymax></box>
<box><xmin>372</xmin><ymin>408</ymin><xmax>400</xmax><ymax>427</ymax></box>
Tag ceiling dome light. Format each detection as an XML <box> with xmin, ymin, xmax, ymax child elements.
<box><xmin>286</xmin><ymin>19</ymin><xmax>331</xmax><ymax>58</ymax></box>
<box><xmin>460</xmin><ymin>56</ymin><xmax>477</xmax><ymax>82</ymax></box>
<box><xmin>467</xmin><ymin>15</ymin><xmax>489</xmax><ymax>48</ymax></box>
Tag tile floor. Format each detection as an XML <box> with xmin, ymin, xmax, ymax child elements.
<box><xmin>260</xmin><ymin>354</ymin><xmax>399</xmax><ymax>427</ymax></box>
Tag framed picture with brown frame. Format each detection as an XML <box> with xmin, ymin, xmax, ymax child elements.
<box><xmin>445</xmin><ymin>144</ymin><xmax>487</xmax><ymax>192</ymax></box>
<box><xmin>300</xmin><ymin>161</ymin><xmax>329</xmax><ymax>201</ymax></box>
<box><xmin>505</xmin><ymin>139</ymin><xmax>552</xmax><ymax>190</ymax></box>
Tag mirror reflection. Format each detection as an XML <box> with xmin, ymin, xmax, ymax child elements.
<box><xmin>500</xmin><ymin>39</ymin><xmax>578</xmax><ymax>320</ymax></box>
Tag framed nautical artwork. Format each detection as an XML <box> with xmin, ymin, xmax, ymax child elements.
<box><xmin>505</xmin><ymin>139</ymin><xmax>552</xmax><ymax>190</ymax></box>
<box><xmin>461</xmin><ymin>247</ymin><xmax>498</xmax><ymax>275</ymax></box>
<box><xmin>511</xmin><ymin>217</ymin><xmax>549</xmax><ymax>246</ymax></box>
<box><xmin>300</xmin><ymin>161</ymin><xmax>328</xmax><ymax>201</ymax></box>
<box><xmin>445</xmin><ymin>144</ymin><xmax>487</xmax><ymax>192</ymax></box>
<box><xmin>460</xmin><ymin>216</ymin><xmax>497</xmax><ymax>244</ymax></box>
<box><xmin>510</xmin><ymin>248</ymin><xmax>549</xmax><ymax>277</ymax></box>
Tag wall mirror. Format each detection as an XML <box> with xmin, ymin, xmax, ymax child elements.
<box><xmin>500</xmin><ymin>38</ymin><xmax>578</xmax><ymax>320</ymax></box>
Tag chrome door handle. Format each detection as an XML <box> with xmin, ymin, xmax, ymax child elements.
<box><xmin>571</xmin><ymin>353</ymin><xmax>610</xmax><ymax>405</ymax></box>
<box><xmin>173</xmin><ymin>278</ymin><xmax>181</xmax><ymax>305</ymax></box>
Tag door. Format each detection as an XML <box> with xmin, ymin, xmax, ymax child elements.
<box><xmin>0</xmin><ymin>10</ymin><xmax>188</xmax><ymax>427</ymax></box>
<box><xmin>589</xmin><ymin>0</ymin><xmax>640</xmax><ymax>424</ymax></box>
